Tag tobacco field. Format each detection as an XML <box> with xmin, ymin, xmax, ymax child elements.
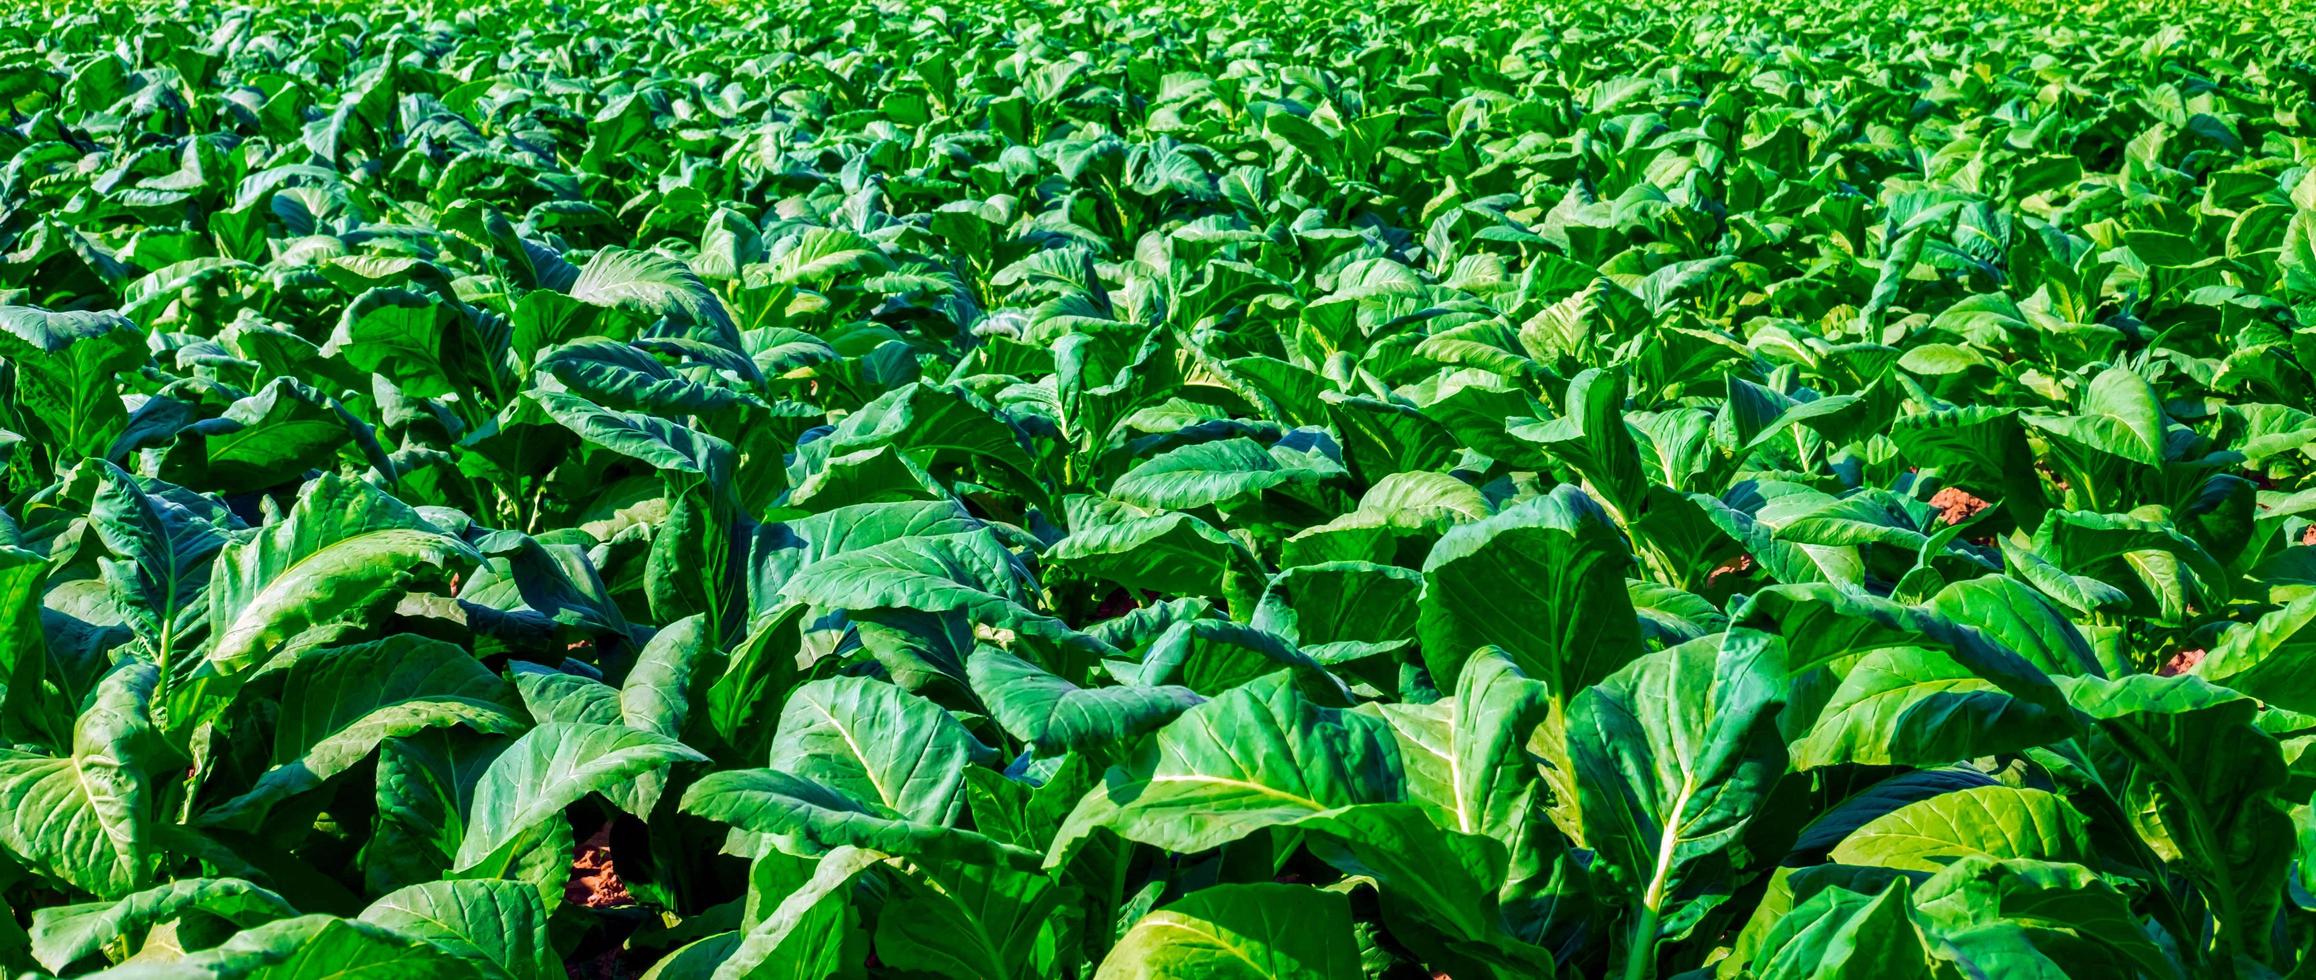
<box><xmin>4</xmin><ymin>0</ymin><xmax>2316</xmax><ymax>975</ymax></box>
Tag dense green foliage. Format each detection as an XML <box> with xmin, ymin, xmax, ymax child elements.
<box><xmin>4</xmin><ymin>0</ymin><xmax>2316</xmax><ymax>975</ymax></box>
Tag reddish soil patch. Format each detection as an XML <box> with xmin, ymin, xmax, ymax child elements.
<box><xmin>2157</xmin><ymin>648</ymin><xmax>2205</xmax><ymax>677</ymax></box>
<box><xmin>1706</xmin><ymin>553</ymin><xmax>1756</xmax><ymax>588</ymax></box>
<box><xmin>566</xmin><ymin>824</ymin><xmax>632</xmax><ymax>909</ymax></box>
<box><xmin>2033</xmin><ymin>463</ymin><xmax>2069</xmax><ymax>495</ymax></box>
<box><xmin>1929</xmin><ymin>487</ymin><xmax>1991</xmax><ymax>526</ymax></box>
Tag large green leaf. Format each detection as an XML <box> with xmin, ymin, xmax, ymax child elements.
<box><xmin>1735</xmin><ymin>584</ymin><xmax>2067</xmax><ymax>714</ymax></box>
<box><xmin>1130</xmin><ymin>618</ymin><xmax>1348</xmax><ymax>702</ymax></box>
<box><xmin>0</xmin><ymin>544</ymin><xmax>59</xmax><ymax>743</ymax></box>
<box><xmin>272</xmin><ymin>635</ymin><xmax>522</xmax><ymax>773</ymax></box>
<box><xmin>876</xmin><ymin>857</ymin><xmax>1073</xmax><ymax>980</ymax></box>
<box><xmin>2060</xmin><ymin>673</ymin><xmax>2291</xmax><ymax>964</ymax></box>
<box><xmin>1570</xmin><ymin>629</ymin><xmax>1787</xmax><ymax>947</ymax></box>
<box><xmin>779</xmin><ymin>529</ymin><xmax>1110</xmax><ymax>657</ymax></box>
<box><xmin>83</xmin><ymin>913</ymin><xmax>470</xmax><ymax>978</ymax></box>
<box><xmin>453</xmin><ymin>722</ymin><xmax>705</xmax><ymax>870</ymax></box>
<box><xmin>88</xmin><ymin>463</ymin><xmax>226</xmax><ymax>669</ymax></box>
<box><xmin>0</xmin><ymin>662</ymin><xmax>159</xmax><ymax>897</ymax></box>
<box><xmin>745</xmin><ymin>500</ymin><xmax>983</xmax><ymax>610</ymax></box>
<box><xmin>1827</xmin><ymin>785</ymin><xmax>2095</xmax><ymax>872</ymax></box>
<box><xmin>366</xmin><ymin>730</ymin><xmax>507</xmax><ymax>893</ymax></box>
<box><xmin>2193</xmin><ymin>594</ymin><xmax>2316</xmax><ymax>712</ymax></box>
<box><xmin>568</xmin><ymin>247</ymin><xmax>753</xmax><ymax>370</ymax></box>
<box><xmin>199</xmin><ymin>474</ymin><xmax>480</xmax><ymax>681</ymax></box>
<box><xmin>1924</xmin><ymin>575</ymin><xmax>2102</xmax><ymax>677</ymax></box>
<box><xmin>1909</xmin><ymin>856</ymin><xmax>2178</xmax><ymax>980</ymax></box>
<box><xmin>823</xmin><ymin>382</ymin><xmax>1039</xmax><ymax>492</ymax></box>
<box><xmin>1294</xmin><ymin>804</ymin><xmax>1553</xmax><ymax>970</ymax></box>
<box><xmin>1748</xmin><ymin>877</ymin><xmax>1936</xmax><ymax>980</ymax></box>
<box><xmin>323</xmin><ymin>287</ymin><xmax>464</xmax><ymax>399</ymax></box>
<box><xmin>357</xmin><ymin>879</ymin><xmax>561</xmax><ymax>980</ymax></box>
<box><xmin>1050</xmin><ymin>671</ymin><xmax>1402</xmax><ymax>862</ymax></box>
<box><xmin>1513</xmin><ymin>368</ymin><xmax>1650</xmax><ymax>523</ymax></box>
<box><xmin>715</xmin><ymin>847</ymin><xmax>879</xmax><ymax>980</ymax></box>
<box><xmin>2022</xmin><ymin>366</ymin><xmax>2166</xmax><ymax>467</ymax></box>
<box><xmin>1379</xmin><ymin>647</ymin><xmax>1551</xmax><ymax>840</ymax></box>
<box><xmin>766</xmin><ymin>675</ymin><xmax>981</xmax><ymax>826</ymax></box>
<box><xmin>159</xmin><ymin>378</ymin><xmax>375</xmax><ymax>494</ymax></box>
<box><xmin>1108</xmin><ymin>438</ymin><xmax>1335</xmax><ymax>510</ymax></box>
<box><xmin>536</xmin><ymin>338</ymin><xmax>760</xmax><ymax>415</ymax></box>
<box><xmin>0</xmin><ymin>305</ymin><xmax>147</xmax><ymax>459</ymax></box>
<box><xmin>532</xmin><ymin>388</ymin><xmax>735</xmax><ymax>480</ymax></box>
<box><xmin>29</xmin><ymin>878</ymin><xmax>293</xmax><ymax>972</ymax></box>
<box><xmin>1791</xmin><ymin>646</ymin><xmax>2073</xmax><ymax>769</ymax></box>
<box><xmin>969</xmin><ymin>646</ymin><xmax>1202</xmax><ymax>753</ymax></box>
<box><xmin>1417</xmin><ymin>485</ymin><xmax>1641</xmax><ymax>695</ymax></box>
<box><xmin>1254</xmin><ymin>560</ymin><xmax>1422</xmax><ymax>660</ymax></box>
<box><xmin>681</xmin><ymin>768</ymin><xmax>1038</xmax><ymax>868</ymax></box>
<box><xmin>1094</xmin><ymin>883</ymin><xmax>1361</xmax><ymax>980</ymax></box>
<box><xmin>1046</xmin><ymin>511</ymin><xmax>1256</xmax><ymax>601</ymax></box>
<box><xmin>202</xmin><ymin>634</ymin><xmax>524</xmax><ymax>827</ymax></box>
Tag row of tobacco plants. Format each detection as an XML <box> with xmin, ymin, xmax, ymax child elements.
<box><xmin>5</xmin><ymin>0</ymin><xmax>2316</xmax><ymax>975</ymax></box>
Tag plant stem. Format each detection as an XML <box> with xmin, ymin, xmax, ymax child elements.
<box><xmin>1627</xmin><ymin>783</ymin><xmax>1693</xmax><ymax>980</ymax></box>
<box><xmin>1622</xmin><ymin>903</ymin><xmax>1662</xmax><ymax>980</ymax></box>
